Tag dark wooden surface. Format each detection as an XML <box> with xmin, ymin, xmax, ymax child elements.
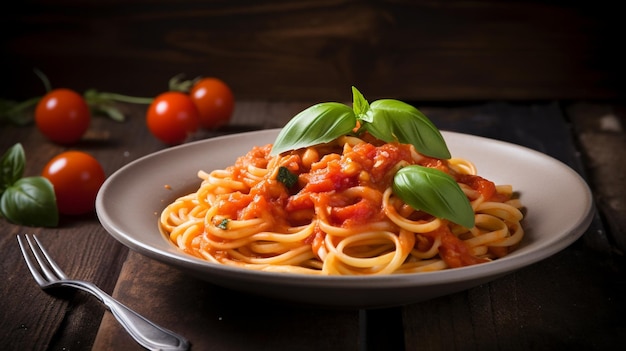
<box><xmin>2</xmin><ymin>1</ymin><xmax>626</xmax><ymax>102</ymax></box>
<box><xmin>2</xmin><ymin>1</ymin><xmax>626</xmax><ymax>350</ymax></box>
<box><xmin>1</xmin><ymin>100</ymin><xmax>624</xmax><ymax>350</ymax></box>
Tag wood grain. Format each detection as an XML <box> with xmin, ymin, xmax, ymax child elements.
<box><xmin>93</xmin><ymin>252</ymin><xmax>362</xmax><ymax>351</ymax></box>
<box><xmin>3</xmin><ymin>1</ymin><xmax>625</xmax><ymax>101</ymax></box>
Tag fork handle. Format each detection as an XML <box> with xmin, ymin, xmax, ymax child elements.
<box><xmin>67</xmin><ymin>281</ymin><xmax>190</xmax><ymax>350</ymax></box>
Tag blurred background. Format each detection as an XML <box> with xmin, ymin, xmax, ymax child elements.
<box><xmin>2</xmin><ymin>0</ymin><xmax>625</xmax><ymax>103</ymax></box>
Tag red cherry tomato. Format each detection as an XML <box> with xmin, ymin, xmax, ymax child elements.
<box><xmin>42</xmin><ymin>151</ymin><xmax>106</xmax><ymax>215</ymax></box>
<box><xmin>35</xmin><ymin>88</ymin><xmax>90</xmax><ymax>145</ymax></box>
<box><xmin>146</xmin><ymin>91</ymin><xmax>200</xmax><ymax>145</ymax></box>
<box><xmin>189</xmin><ymin>77</ymin><xmax>234</xmax><ymax>130</ymax></box>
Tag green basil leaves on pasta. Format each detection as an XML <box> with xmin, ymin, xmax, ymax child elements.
<box><xmin>393</xmin><ymin>165</ymin><xmax>475</xmax><ymax>228</ymax></box>
<box><xmin>270</xmin><ymin>102</ymin><xmax>356</xmax><ymax>156</ymax></box>
<box><xmin>362</xmin><ymin>99</ymin><xmax>450</xmax><ymax>159</ymax></box>
<box><xmin>270</xmin><ymin>87</ymin><xmax>474</xmax><ymax>228</ymax></box>
<box><xmin>217</xmin><ymin>218</ymin><xmax>229</xmax><ymax>230</ymax></box>
<box><xmin>277</xmin><ymin>166</ymin><xmax>298</xmax><ymax>189</ymax></box>
<box><xmin>270</xmin><ymin>87</ymin><xmax>450</xmax><ymax>159</ymax></box>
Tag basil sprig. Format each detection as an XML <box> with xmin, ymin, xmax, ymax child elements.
<box><xmin>271</xmin><ymin>102</ymin><xmax>356</xmax><ymax>155</ymax></box>
<box><xmin>270</xmin><ymin>87</ymin><xmax>474</xmax><ymax>228</ymax></box>
<box><xmin>277</xmin><ymin>166</ymin><xmax>298</xmax><ymax>189</ymax></box>
<box><xmin>0</xmin><ymin>143</ymin><xmax>58</xmax><ymax>227</ymax></box>
<box><xmin>271</xmin><ymin>87</ymin><xmax>450</xmax><ymax>158</ymax></box>
<box><xmin>363</xmin><ymin>99</ymin><xmax>451</xmax><ymax>159</ymax></box>
<box><xmin>393</xmin><ymin>166</ymin><xmax>474</xmax><ymax>228</ymax></box>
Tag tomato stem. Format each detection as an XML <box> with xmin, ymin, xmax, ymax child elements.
<box><xmin>11</xmin><ymin>96</ymin><xmax>41</xmax><ymax>110</ymax></box>
<box><xmin>0</xmin><ymin>96</ymin><xmax>41</xmax><ymax>125</ymax></box>
<box><xmin>168</xmin><ymin>74</ymin><xmax>198</xmax><ymax>93</ymax></box>
<box><xmin>84</xmin><ymin>89</ymin><xmax>153</xmax><ymax>105</ymax></box>
<box><xmin>96</xmin><ymin>92</ymin><xmax>153</xmax><ymax>104</ymax></box>
<box><xmin>33</xmin><ymin>68</ymin><xmax>51</xmax><ymax>92</ymax></box>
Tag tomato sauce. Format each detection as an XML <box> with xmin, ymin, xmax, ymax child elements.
<box><xmin>429</xmin><ymin>226</ymin><xmax>488</xmax><ymax>267</ymax></box>
<box><xmin>215</xmin><ymin>140</ymin><xmax>502</xmax><ymax>268</ymax></box>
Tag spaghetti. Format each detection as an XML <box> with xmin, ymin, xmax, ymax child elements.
<box><xmin>159</xmin><ymin>133</ymin><xmax>524</xmax><ymax>275</ymax></box>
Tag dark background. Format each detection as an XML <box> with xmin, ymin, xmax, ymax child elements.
<box><xmin>2</xmin><ymin>0</ymin><xmax>625</xmax><ymax>103</ymax></box>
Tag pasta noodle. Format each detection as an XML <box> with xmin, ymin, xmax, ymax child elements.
<box><xmin>160</xmin><ymin>134</ymin><xmax>524</xmax><ymax>275</ymax></box>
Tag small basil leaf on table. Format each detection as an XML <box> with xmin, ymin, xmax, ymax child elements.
<box><xmin>0</xmin><ymin>143</ymin><xmax>25</xmax><ymax>192</ymax></box>
<box><xmin>393</xmin><ymin>165</ymin><xmax>475</xmax><ymax>228</ymax></box>
<box><xmin>0</xmin><ymin>177</ymin><xmax>59</xmax><ymax>227</ymax></box>
<box><xmin>270</xmin><ymin>102</ymin><xmax>356</xmax><ymax>155</ymax></box>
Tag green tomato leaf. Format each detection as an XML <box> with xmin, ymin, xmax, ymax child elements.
<box><xmin>0</xmin><ymin>143</ymin><xmax>25</xmax><ymax>193</ymax></box>
<box><xmin>0</xmin><ymin>176</ymin><xmax>59</xmax><ymax>227</ymax></box>
<box><xmin>393</xmin><ymin>165</ymin><xmax>474</xmax><ymax>228</ymax></box>
<box><xmin>364</xmin><ymin>100</ymin><xmax>451</xmax><ymax>159</ymax></box>
<box><xmin>270</xmin><ymin>102</ymin><xmax>356</xmax><ymax>155</ymax></box>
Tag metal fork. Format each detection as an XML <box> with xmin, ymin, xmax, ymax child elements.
<box><xmin>17</xmin><ymin>234</ymin><xmax>190</xmax><ymax>351</ymax></box>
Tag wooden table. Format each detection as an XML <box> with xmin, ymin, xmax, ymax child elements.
<box><xmin>1</xmin><ymin>100</ymin><xmax>624</xmax><ymax>350</ymax></box>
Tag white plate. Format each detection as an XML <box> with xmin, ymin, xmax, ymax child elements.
<box><xmin>96</xmin><ymin>129</ymin><xmax>594</xmax><ymax>308</ymax></box>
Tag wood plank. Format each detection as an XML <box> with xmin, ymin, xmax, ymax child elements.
<box><xmin>92</xmin><ymin>252</ymin><xmax>361</xmax><ymax>351</ymax></box>
<box><xmin>566</xmin><ymin>102</ymin><xmax>626</xmax><ymax>253</ymax></box>
<box><xmin>3</xmin><ymin>1</ymin><xmax>624</xmax><ymax>101</ymax></box>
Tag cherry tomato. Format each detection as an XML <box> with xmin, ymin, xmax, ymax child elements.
<box><xmin>42</xmin><ymin>151</ymin><xmax>106</xmax><ymax>215</ymax></box>
<box><xmin>189</xmin><ymin>77</ymin><xmax>234</xmax><ymax>130</ymax></box>
<box><xmin>146</xmin><ymin>91</ymin><xmax>200</xmax><ymax>145</ymax></box>
<box><xmin>35</xmin><ymin>88</ymin><xmax>90</xmax><ymax>145</ymax></box>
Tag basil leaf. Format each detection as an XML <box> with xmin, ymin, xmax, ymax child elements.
<box><xmin>364</xmin><ymin>100</ymin><xmax>451</xmax><ymax>159</ymax></box>
<box><xmin>0</xmin><ymin>143</ymin><xmax>25</xmax><ymax>193</ymax></box>
<box><xmin>277</xmin><ymin>166</ymin><xmax>298</xmax><ymax>188</ymax></box>
<box><xmin>393</xmin><ymin>165</ymin><xmax>474</xmax><ymax>228</ymax></box>
<box><xmin>217</xmin><ymin>218</ymin><xmax>229</xmax><ymax>230</ymax></box>
<box><xmin>351</xmin><ymin>86</ymin><xmax>371</xmax><ymax>122</ymax></box>
<box><xmin>0</xmin><ymin>176</ymin><xmax>58</xmax><ymax>227</ymax></box>
<box><xmin>270</xmin><ymin>102</ymin><xmax>356</xmax><ymax>155</ymax></box>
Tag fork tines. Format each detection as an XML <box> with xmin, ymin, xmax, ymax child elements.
<box><xmin>17</xmin><ymin>234</ymin><xmax>67</xmax><ymax>286</ymax></box>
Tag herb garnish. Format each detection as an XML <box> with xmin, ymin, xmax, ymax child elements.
<box><xmin>277</xmin><ymin>166</ymin><xmax>298</xmax><ymax>189</ymax></box>
<box><xmin>0</xmin><ymin>143</ymin><xmax>58</xmax><ymax>227</ymax></box>
<box><xmin>393</xmin><ymin>166</ymin><xmax>474</xmax><ymax>228</ymax></box>
<box><xmin>270</xmin><ymin>87</ymin><xmax>475</xmax><ymax>228</ymax></box>
<box><xmin>217</xmin><ymin>218</ymin><xmax>230</xmax><ymax>230</ymax></box>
